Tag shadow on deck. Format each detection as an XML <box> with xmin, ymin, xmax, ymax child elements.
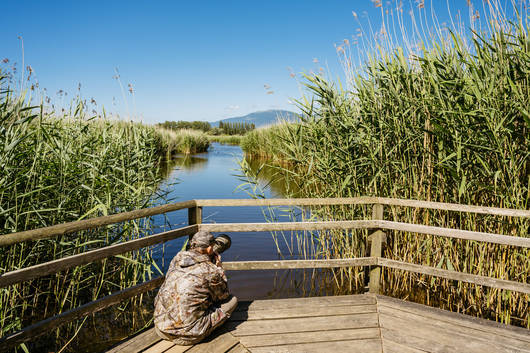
<box><xmin>106</xmin><ymin>294</ymin><xmax>530</xmax><ymax>353</ymax></box>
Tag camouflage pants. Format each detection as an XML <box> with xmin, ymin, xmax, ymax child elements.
<box><xmin>155</xmin><ymin>295</ymin><xmax>238</xmax><ymax>346</ymax></box>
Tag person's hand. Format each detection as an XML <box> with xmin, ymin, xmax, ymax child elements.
<box><xmin>214</xmin><ymin>253</ymin><xmax>222</xmax><ymax>267</ymax></box>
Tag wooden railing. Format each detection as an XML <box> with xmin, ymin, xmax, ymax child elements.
<box><xmin>0</xmin><ymin>197</ymin><xmax>529</xmax><ymax>348</ymax></box>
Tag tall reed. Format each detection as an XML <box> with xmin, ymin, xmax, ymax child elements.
<box><xmin>0</xmin><ymin>73</ymin><xmax>175</xmax><ymax>351</ymax></box>
<box><xmin>241</xmin><ymin>1</ymin><xmax>529</xmax><ymax>326</ymax></box>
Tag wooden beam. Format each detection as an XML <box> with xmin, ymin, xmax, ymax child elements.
<box><xmin>201</xmin><ymin>221</ymin><xmax>529</xmax><ymax>248</ymax></box>
<box><xmin>3</xmin><ymin>197</ymin><xmax>527</xmax><ymax>247</ymax></box>
<box><xmin>378</xmin><ymin>258</ymin><xmax>530</xmax><ymax>294</ymax></box>
<box><xmin>0</xmin><ymin>200</ymin><xmax>197</xmax><ymax>247</ymax></box>
<box><xmin>194</xmin><ymin>197</ymin><xmax>530</xmax><ymax>218</ymax></box>
<box><xmin>375</xmin><ymin>220</ymin><xmax>530</xmax><ymax>248</ymax></box>
<box><xmin>222</xmin><ymin>257</ymin><xmax>376</xmax><ymax>270</ymax></box>
<box><xmin>368</xmin><ymin>204</ymin><xmax>385</xmax><ymax>294</ymax></box>
<box><xmin>200</xmin><ymin>220</ymin><xmax>376</xmax><ymax>233</ymax></box>
<box><xmin>0</xmin><ymin>225</ymin><xmax>197</xmax><ymax>288</ymax></box>
<box><xmin>0</xmin><ymin>277</ymin><xmax>164</xmax><ymax>349</ymax></box>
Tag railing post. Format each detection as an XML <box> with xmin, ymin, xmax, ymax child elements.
<box><xmin>368</xmin><ymin>204</ymin><xmax>386</xmax><ymax>294</ymax></box>
<box><xmin>187</xmin><ymin>206</ymin><xmax>202</xmax><ymax>247</ymax></box>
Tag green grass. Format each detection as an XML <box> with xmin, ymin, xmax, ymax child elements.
<box><xmin>240</xmin><ymin>2</ymin><xmax>529</xmax><ymax>327</ymax></box>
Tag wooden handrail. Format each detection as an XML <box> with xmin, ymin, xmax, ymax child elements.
<box><xmin>0</xmin><ymin>225</ymin><xmax>197</xmax><ymax>288</ymax></box>
<box><xmin>1</xmin><ymin>198</ymin><xmax>528</xmax><ymax>347</ymax></box>
<box><xmin>2</xmin><ymin>218</ymin><xmax>528</xmax><ymax>289</ymax></box>
<box><xmin>2</xmin><ymin>256</ymin><xmax>528</xmax><ymax>348</ymax></box>
<box><xmin>1</xmin><ymin>197</ymin><xmax>528</xmax><ymax>247</ymax></box>
<box><xmin>0</xmin><ymin>200</ymin><xmax>197</xmax><ymax>247</ymax></box>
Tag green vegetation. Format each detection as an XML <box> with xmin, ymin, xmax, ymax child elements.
<box><xmin>217</xmin><ymin>121</ymin><xmax>255</xmax><ymax>135</ymax></box>
<box><xmin>207</xmin><ymin>134</ymin><xmax>243</xmax><ymax>145</ymax></box>
<box><xmin>158</xmin><ymin>120</ymin><xmax>211</xmax><ymax>133</ymax></box>
<box><xmin>241</xmin><ymin>5</ymin><xmax>529</xmax><ymax>326</ymax></box>
<box><xmin>0</xmin><ymin>73</ymin><xmax>183</xmax><ymax>351</ymax></box>
<box><xmin>156</xmin><ymin>127</ymin><xmax>210</xmax><ymax>155</ymax></box>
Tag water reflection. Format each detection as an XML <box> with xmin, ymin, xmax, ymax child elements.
<box><xmin>243</xmin><ymin>156</ymin><xmax>301</xmax><ymax>197</ymax></box>
<box><xmin>158</xmin><ymin>154</ymin><xmax>209</xmax><ymax>179</ymax></box>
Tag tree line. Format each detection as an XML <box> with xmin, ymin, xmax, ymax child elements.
<box><xmin>157</xmin><ymin>120</ymin><xmax>256</xmax><ymax>135</ymax></box>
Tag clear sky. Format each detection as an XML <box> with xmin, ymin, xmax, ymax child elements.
<box><xmin>1</xmin><ymin>1</ymin><xmax>511</xmax><ymax>124</ymax></box>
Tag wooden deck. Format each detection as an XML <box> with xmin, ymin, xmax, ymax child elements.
<box><xmin>107</xmin><ymin>294</ymin><xmax>530</xmax><ymax>353</ymax></box>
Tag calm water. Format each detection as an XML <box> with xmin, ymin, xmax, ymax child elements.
<box><xmin>150</xmin><ymin>143</ymin><xmax>318</xmax><ymax>300</ymax></box>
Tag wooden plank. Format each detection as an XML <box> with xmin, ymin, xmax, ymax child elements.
<box><xmin>376</xmin><ymin>295</ymin><xmax>530</xmax><ymax>343</ymax></box>
<box><xmin>201</xmin><ymin>221</ymin><xmax>530</xmax><ymax>248</ymax></box>
<box><xmin>185</xmin><ymin>332</ymin><xmax>240</xmax><ymax>353</ymax></box>
<box><xmin>0</xmin><ymin>200</ymin><xmax>197</xmax><ymax>246</ymax></box>
<box><xmin>0</xmin><ymin>225</ymin><xmax>195</xmax><ymax>288</ymax></box>
<box><xmin>382</xmin><ymin>339</ymin><xmax>429</xmax><ymax>353</ymax></box>
<box><xmin>194</xmin><ymin>197</ymin><xmax>530</xmax><ymax>218</ymax></box>
<box><xmin>378</xmin><ymin>305</ymin><xmax>530</xmax><ymax>351</ymax></box>
<box><xmin>142</xmin><ymin>340</ymin><xmax>175</xmax><ymax>353</ymax></box>
<box><xmin>378</xmin><ymin>258</ymin><xmax>530</xmax><ymax>294</ymax></box>
<box><xmin>379</xmin><ymin>313</ymin><xmax>530</xmax><ymax>353</ymax></box>
<box><xmin>234</xmin><ymin>295</ymin><xmax>376</xmax><ymax>311</ymax></box>
<box><xmin>200</xmin><ymin>220</ymin><xmax>377</xmax><ymax>233</ymax></box>
<box><xmin>2</xmin><ymin>277</ymin><xmax>164</xmax><ymax>349</ymax></box>
<box><xmin>248</xmin><ymin>338</ymin><xmax>383</xmax><ymax>353</ymax></box>
<box><xmin>226</xmin><ymin>344</ymin><xmax>250</xmax><ymax>353</ymax></box>
<box><xmin>223</xmin><ymin>257</ymin><xmax>376</xmax><ymax>271</ymax></box>
<box><xmin>232</xmin><ymin>304</ymin><xmax>376</xmax><ymax>321</ymax></box>
<box><xmin>107</xmin><ymin>328</ymin><xmax>161</xmax><ymax>353</ymax></box>
<box><xmin>226</xmin><ymin>313</ymin><xmax>379</xmax><ymax>336</ymax></box>
<box><xmin>381</xmin><ymin>327</ymin><xmax>460</xmax><ymax>353</ymax></box>
<box><xmin>163</xmin><ymin>345</ymin><xmax>191</xmax><ymax>353</ymax></box>
<box><xmin>238</xmin><ymin>328</ymin><xmax>380</xmax><ymax>348</ymax></box>
<box><xmin>376</xmin><ymin>220</ymin><xmax>530</xmax><ymax>248</ymax></box>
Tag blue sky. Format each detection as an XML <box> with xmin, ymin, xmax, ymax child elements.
<box><xmin>1</xmin><ymin>1</ymin><xmax>509</xmax><ymax>124</ymax></box>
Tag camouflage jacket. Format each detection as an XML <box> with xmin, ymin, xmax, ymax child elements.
<box><xmin>154</xmin><ymin>250</ymin><xmax>230</xmax><ymax>343</ymax></box>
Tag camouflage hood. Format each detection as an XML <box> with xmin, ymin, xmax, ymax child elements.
<box><xmin>176</xmin><ymin>250</ymin><xmax>210</xmax><ymax>268</ymax></box>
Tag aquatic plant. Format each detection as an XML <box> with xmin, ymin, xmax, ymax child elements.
<box><xmin>241</xmin><ymin>0</ymin><xmax>530</xmax><ymax>326</ymax></box>
<box><xmin>0</xmin><ymin>73</ymin><xmax>177</xmax><ymax>351</ymax></box>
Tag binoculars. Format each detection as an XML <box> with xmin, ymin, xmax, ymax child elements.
<box><xmin>212</xmin><ymin>234</ymin><xmax>231</xmax><ymax>254</ymax></box>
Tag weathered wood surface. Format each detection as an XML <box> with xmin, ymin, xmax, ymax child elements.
<box><xmin>0</xmin><ymin>226</ymin><xmax>195</xmax><ymax>288</ymax></box>
<box><xmin>0</xmin><ymin>200</ymin><xmax>196</xmax><ymax>246</ymax></box>
<box><xmin>200</xmin><ymin>220</ymin><xmax>530</xmax><ymax>248</ymax></box>
<box><xmin>1</xmin><ymin>277</ymin><xmax>164</xmax><ymax>350</ymax></box>
<box><xmin>4</xmin><ymin>196</ymin><xmax>527</xmax><ymax>247</ymax></box>
<box><xmin>378</xmin><ymin>257</ymin><xmax>530</xmax><ymax>294</ymax></box>
<box><xmin>107</xmin><ymin>328</ymin><xmax>161</xmax><ymax>353</ymax></box>
<box><xmin>195</xmin><ymin>197</ymin><xmax>530</xmax><ymax>218</ymax></box>
<box><xmin>199</xmin><ymin>220</ymin><xmax>376</xmax><ymax>232</ymax></box>
<box><xmin>109</xmin><ymin>294</ymin><xmax>530</xmax><ymax>353</ymax></box>
<box><xmin>223</xmin><ymin>257</ymin><xmax>376</xmax><ymax>271</ymax></box>
<box><xmin>376</xmin><ymin>220</ymin><xmax>530</xmax><ymax>248</ymax></box>
<box><xmin>376</xmin><ymin>295</ymin><xmax>530</xmax><ymax>353</ymax></box>
<box><xmin>376</xmin><ymin>295</ymin><xmax>530</xmax><ymax>343</ymax></box>
<box><xmin>107</xmin><ymin>328</ymin><xmax>245</xmax><ymax>353</ymax></box>
<box><xmin>368</xmin><ymin>203</ymin><xmax>385</xmax><ymax>293</ymax></box>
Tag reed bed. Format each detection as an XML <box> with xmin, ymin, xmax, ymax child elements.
<box><xmin>155</xmin><ymin>127</ymin><xmax>210</xmax><ymax>156</ymax></box>
<box><xmin>241</xmin><ymin>1</ymin><xmax>529</xmax><ymax>326</ymax></box>
<box><xmin>0</xmin><ymin>73</ymin><xmax>179</xmax><ymax>351</ymax></box>
<box><xmin>207</xmin><ymin>134</ymin><xmax>243</xmax><ymax>145</ymax></box>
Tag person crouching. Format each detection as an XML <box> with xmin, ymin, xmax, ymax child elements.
<box><xmin>154</xmin><ymin>231</ymin><xmax>237</xmax><ymax>345</ymax></box>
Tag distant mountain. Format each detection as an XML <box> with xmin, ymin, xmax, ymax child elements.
<box><xmin>211</xmin><ymin>110</ymin><xmax>299</xmax><ymax>128</ymax></box>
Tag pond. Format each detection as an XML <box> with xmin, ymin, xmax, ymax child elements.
<box><xmin>151</xmin><ymin>143</ymin><xmax>323</xmax><ymax>300</ymax></box>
